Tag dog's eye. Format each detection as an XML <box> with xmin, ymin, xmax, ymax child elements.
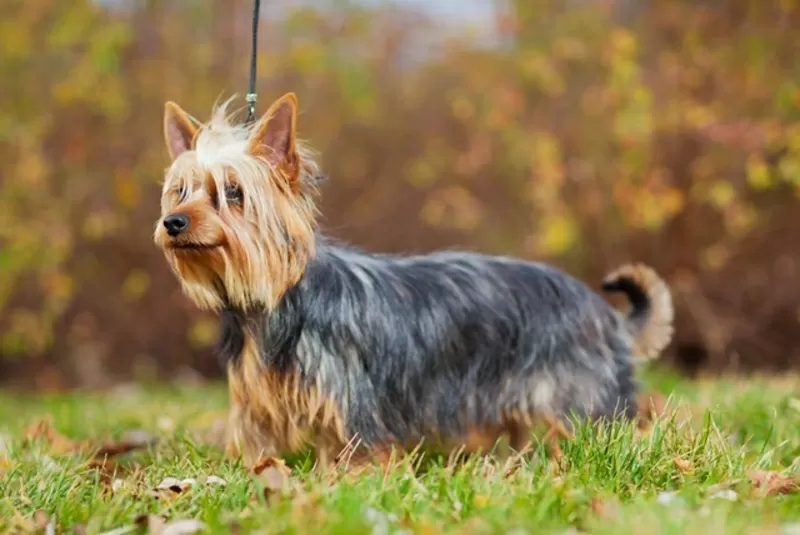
<box><xmin>176</xmin><ymin>185</ymin><xmax>187</xmax><ymax>200</ymax></box>
<box><xmin>225</xmin><ymin>184</ymin><xmax>243</xmax><ymax>204</ymax></box>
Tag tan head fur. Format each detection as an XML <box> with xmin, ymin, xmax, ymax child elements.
<box><xmin>155</xmin><ymin>93</ymin><xmax>321</xmax><ymax>311</ymax></box>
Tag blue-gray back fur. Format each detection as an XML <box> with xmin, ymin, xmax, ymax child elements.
<box><xmin>219</xmin><ymin>238</ymin><xmax>639</xmax><ymax>447</ymax></box>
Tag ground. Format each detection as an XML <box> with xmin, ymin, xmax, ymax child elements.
<box><xmin>0</xmin><ymin>369</ymin><xmax>798</xmax><ymax>534</ymax></box>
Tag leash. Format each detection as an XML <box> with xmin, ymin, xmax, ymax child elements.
<box><xmin>245</xmin><ymin>0</ymin><xmax>262</xmax><ymax>125</ymax></box>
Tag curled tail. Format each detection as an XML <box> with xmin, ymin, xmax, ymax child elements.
<box><xmin>601</xmin><ymin>263</ymin><xmax>674</xmax><ymax>362</ymax></box>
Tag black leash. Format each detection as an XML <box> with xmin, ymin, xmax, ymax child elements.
<box><xmin>245</xmin><ymin>0</ymin><xmax>262</xmax><ymax>125</ymax></box>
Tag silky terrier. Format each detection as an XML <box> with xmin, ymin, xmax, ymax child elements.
<box><xmin>155</xmin><ymin>92</ymin><xmax>674</xmax><ymax>468</ymax></box>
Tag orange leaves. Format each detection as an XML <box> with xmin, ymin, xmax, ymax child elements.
<box><xmin>22</xmin><ymin>418</ymin><xmax>80</xmax><ymax>455</ymax></box>
<box><xmin>252</xmin><ymin>455</ymin><xmax>304</xmax><ymax>505</ymax></box>
<box><xmin>747</xmin><ymin>470</ymin><xmax>799</xmax><ymax>497</ymax></box>
<box><xmin>22</xmin><ymin>417</ymin><xmax>155</xmax><ymax>460</ymax></box>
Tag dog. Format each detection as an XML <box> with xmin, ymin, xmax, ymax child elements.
<box><xmin>155</xmin><ymin>92</ymin><xmax>674</xmax><ymax>469</ymax></box>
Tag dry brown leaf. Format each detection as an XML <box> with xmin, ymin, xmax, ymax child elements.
<box><xmin>23</xmin><ymin>418</ymin><xmax>154</xmax><ymax>461</ymax></box>
<box><xmin>33</xmin><ymin>509</ymin><xmax>50</xmax><ymax>531</ymax></box>
<box><xmin>145</xmin><ymin>477</ymin><xmax>197</xmax><ymax>501</ymax></box>
<box><xmin>748</xmin><ymin>469</ymin><xmax>799</xmax><ymax>496</ymax></box>
<box><xmin>134</xmin><ymin>514</ymin><xmax>167</xmax><ymax>533</ymax></box>
<box><xmin>94</xmin><ymin>438</ymin><xmax>155</xmax><ymax>458</ymax></box>
<box><xmin>130</xmin><ymin>515</ymin><xmax>206</xmax><ymax>535</ymax></box>
<box><xmin>23</xmin><ymin>418</ymin><xmax>81</xmax><ymax>455</ymax></box>
<box><xmin>160</xmin><ymin>519</ymin><xmax>207</xmax><ymax>535</ymax></box>
<box><xmin>637</xmin><ymin>391</ymin><xmax>667</xmax><ymax>428</ymax></box>
<box><xmin>252</xmin><ymin>455</ymin><xmax>303</xmax><ymax>504</ymax></box>
<box><xmin>590</xmin><ymin>496</ymin><xmax>618</xmax><ymax>521</ymax></box>
<box><xmin>673</xmin><ymin>457</ymin><xmax>695</xmax><ymax>473</ymax></box>
<box><xmin>253</xmin><ymin>455</ymin><xmax>291</xmax><ymax>490</ymax></box>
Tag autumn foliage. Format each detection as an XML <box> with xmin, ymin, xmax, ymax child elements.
<box><xmin>1</xmin><ymin>0</ymin><xmax>800</xmax><ymax>389</ymax></box>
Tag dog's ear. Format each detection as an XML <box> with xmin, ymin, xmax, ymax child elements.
<box><xmin>164</xmin><ymin>102</ymin><xmax>198</xmax><ymax>160</ymax></box>
<box><xmin>247</xmin><ymin>93</ymin><xmax>299</xmax><ymax>177</ymax></box>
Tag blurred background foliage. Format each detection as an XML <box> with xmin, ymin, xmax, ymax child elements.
<box><xmin>1</xmin><ymin>0</ymin><xmax>800</xmax><ymax>390</ymax></box>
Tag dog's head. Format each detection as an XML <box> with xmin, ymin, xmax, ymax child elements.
<box><xmin>155</xmin><ymin>93</ymin><xmax>321</xmax><ymax>311</ymax></box>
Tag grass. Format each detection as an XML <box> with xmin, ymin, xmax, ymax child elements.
<box><xmin>0</xmin><ymin>370</ymin><xmax>798</xmax><ymax>534</ymax></box>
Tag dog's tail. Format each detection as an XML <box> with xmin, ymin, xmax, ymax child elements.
<box><xmin>601</xmin><ymin>263</ymin><xmax>674</xmax><ymax>362</ymax></box>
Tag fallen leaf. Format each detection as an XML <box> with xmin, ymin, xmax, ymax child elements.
<box><xmin>134</xmin><ymin>514</ymin><xmax>165</xmax><ymax>527</ymax></box>
<box><xmin>253</xmin><ymin>455</ymin><xmax>291</xmax><ymax>491</ymax></box>
<box><xmin>157</xmin><ymin>477</ymin><xmax>196</xmax><ymax>492</ymax></box>
<box><xmin>252</xmin><ymin>455</ymin><xmax>302</xmax><ymax>504</ymax></box>
<box><xmin>637</xmin><ymin>391</ymin><xmax>667</xmax><ymax>428</ymax></box>
<box><xmin>33</xmin><ymin>510</ymin><xmax>50</xmax><ymax>530</ymax></box>
<box><xmin>710</xmin><ymin>489</ymin><xmax>738</xmax><ymax>501</ymax></box>
<box><xmin>23</xmin><ymin>419</ymin><xmax>154</xmax><ymax>461</ymax></box>
<box><xmin>157</xmin><ymin>477</ymin><xmax>183</xmax><ymax>490</ymax></box>
<box><xmin>656</xmin><ymin>491</ymin><xmax>682</xmax><ymax>506</ymax></box>
<box><xmin>673</xmin><ymin>457</ymin><xmax>695</xmax><ymax>473</ymax></box>
<box><xmin>748</xmin><ymin>470</ymin><xmax>799</xmax><ymax>496</ymax></box>
<box><xmin>161</xmin><ymin>519</ymin><xmax>207</xmax><ymax>535</ymax></box>
<box><xmin>23</xmin><ymin>418</ymin><xmax>80</xmax><ymax>455</ymax></box>
<box><xmin>94</xmin><ymin>435</ymin><xmax>156</xmax><ymax>457</ymax></box>
<box><xmin>590</xmin><ymin>496</ymin><xmax>618</xmax><ymax>521</ymax></box>
<box><xmin>98</xmin><ymin>525</ymin><xmax>137</xmax><ymax>535</ymax></box>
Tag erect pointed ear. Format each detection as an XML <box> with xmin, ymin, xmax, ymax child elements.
<box><xmin>247</xmin><ymin>93</ymin><xmax>299</xmax><ymax>175</ymax></box>
<box><xmin>163</xmin><ymin>101</ymin><xmax>199</xmax><ymax>161</ymax></box>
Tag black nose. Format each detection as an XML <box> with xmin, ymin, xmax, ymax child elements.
<box><xmin>163</xmin><ymin>213</ymin><xmax>190</xmax><ymax>237</ymax></box>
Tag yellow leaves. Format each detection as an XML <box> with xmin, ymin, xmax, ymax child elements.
<box><xmin>530</xmin><ymin>132</ymin><xmax>565</xmax><ymax>203</ymax></box>
<box><xmin>409</xmin><ymin>159</ymin><xmax>439</xmax><ymax>189</ymax></box>
<box><xmin>519</xmin><ymin>54</ymin><xmax>566</xmax><ymax>97</ymax></box>
<box><xmin>746</xmin><ymin>154</ymin><xmax>773</xmax><ymax>190</ymax></box>
<box><xmin>188</xmin><ymin>317</ymin><xmax>219</xmax><ymax>349</ymax></box>
<box><xmin>534</xmin><ymin>211</ymin><xmax>578</xmax><ymax>257</ymax></box>
<box><xmin>613</xmin><ymin>182</ymin><xmax>685</xmax><ymax>232</ymax></box>
<box><xmin>42</xmin><ymin>272</ymin><xmax>74</xmax><ymax>304</ymax></box>
<box><xmin>15</xmin><ymin>148</ymin><xmax>48</xmax><ymax>188</ymax></box>
<box><xmin>553</xmin><ymin>37</ymin><xmax>588</xmax><ymax>62</ymax></box>
<box><xmin>0</xmin><ymin>21</ymin><xmax>32</xmax><ymax>60</ymax></box>
<box><xmin>1</xmin><ymin>308</ymin><xmax>51</xmax><ymax>356</ymax></box>
<box><xmin>421</xmin><ymin>187</ymin><xmax>484</xmax><ymax>232</ymax></box>
<box><xmin>115</xmin><ymin>170</ymin><xmax>141</xmax><ymax>209</ymax></box>
<box><xmin>707</xmin><ymin>181</ymin><xmax>736</xmax><ymax>210</ymax></box>
<box><xmin>609</xmin><ymin>28</ymin><xmax>638</xmax><ymax>57</ymax></box>
<box><xmin>121</xmin><ymin>269</ymin><xmax>150</xmax><ymax>302</ymax></box>
<box><xmin>82</xmin><ymin>211</ymin><xmax>122</xmax><ymax>241</ymax></box>
<box><xmin>701</xmin><ymin>244</ymin><xmax>730</xmax><ymax>272</ymax></box>
<box><xmin>450</xmin><ymin>95</ymin><xmax>476</xmax><ymax>123</ymax></box>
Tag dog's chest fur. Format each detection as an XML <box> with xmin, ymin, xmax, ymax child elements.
<box><xmin>219</xmin><ymin>309</ymin><xmax>347</xmax><ymax>464</ymax></box>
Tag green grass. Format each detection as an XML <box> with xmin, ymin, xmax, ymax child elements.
<box><xmin>0</xmin><ymin>370</ymin><xmax>798</xmax><ymax>534</ymax></box>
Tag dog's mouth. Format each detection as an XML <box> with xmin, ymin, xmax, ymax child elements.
<box><xmin>168</xmin><ymin>242</ymin><xmax>221</xmax><ymax>251</ymax></box>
